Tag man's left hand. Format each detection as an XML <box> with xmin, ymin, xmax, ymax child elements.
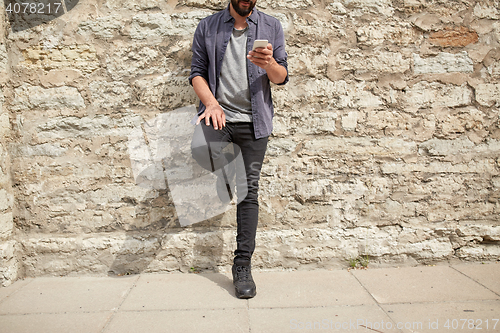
<box><xmin>247</xmin><ymin>43</ymin><xmax>275</xmax><ymax>70</ymax></box>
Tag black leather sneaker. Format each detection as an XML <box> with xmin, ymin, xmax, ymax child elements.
<box><xmin>232</xmin><ymin>264</ymin><xmax>256</xmax><ymax>299</ymax></box>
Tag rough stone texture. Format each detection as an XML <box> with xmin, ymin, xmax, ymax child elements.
<box><xmin>0</xmin><ymin>4</ymin><xmax>19</xmax><ymax>285</ymax></box>
<box><xmin>0</xmin><ymin>240</ymin><xmax>20</xmax><ymax>287</ymax></box>
<box><xmin>129</xmin><ymin>11</ymin><xmax>211</xmax><ymax>40</ymax></box>
<box><xmin>413</xmin><ymin>52</ymin><xmax>474</xmax><ymax>74</ymax></box>
<box><xmin>475</xmin><ymin>83</ymin><xmax>500</xmax><ymax>107</ymax></box>
<box><xmin>11</xmin><ymin>84</ymin><xmax>86</xmax><ymax>111</ymax></box>
<box><xmin>0</xmin><ymin>0</ymin><xmax>499</xmax><ymax>285</ymax></box>
<box><xmin>400</xmin><ymin>82</ymin><xmax>473</xmax><ymax>110</ymax></box>
<box><xmin>18</xmin><ymin>44</ymin><xmax>100</xmax><ymax>75</ymax></box>
<box><xmin>0</xmin><ymin>44</ymin><xmax>7</xmax><ymax>73</ymax></box>
<box><xmin>429</xmin><ymin>27</ymin><xmax>479</xmax><ymax>47</ymax></box>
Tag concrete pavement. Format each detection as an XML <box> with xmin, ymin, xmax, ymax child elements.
<box><xmin>0</xmin><ymin>262</ymin><xmax>499</xmax><ymax>333</ymax></box>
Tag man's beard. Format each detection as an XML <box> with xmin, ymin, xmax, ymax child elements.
<box><xmin>231</xmin><ymin>0</ymin><xmax>256</xmax><ymax>17</ymax></box>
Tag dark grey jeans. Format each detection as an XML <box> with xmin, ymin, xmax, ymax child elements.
<box><xmin>191</xmin><ymin>121</ymin><xmax>268</xmax><ymax>266</ymax></box>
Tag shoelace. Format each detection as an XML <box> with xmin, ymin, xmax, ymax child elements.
<box><xmin>235</xmin><ymin>266</ymin><xmax>252</xmax><ymax>282</ymax></box>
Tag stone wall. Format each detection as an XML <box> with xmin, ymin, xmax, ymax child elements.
<box><xmin>0</xmin><ymin>0</ymin><xmax>19</xmax><ymax>287</ymax></box>
<box><xmin>1</xmin><ymin>0</ymin><xmax>499</xmax><ymax>283</ymax></box>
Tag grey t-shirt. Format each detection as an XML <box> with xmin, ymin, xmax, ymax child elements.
<box><xmin>216</xmin><ymin>26</ymin><xmax>253</xmax><ymax>123</ymax></box>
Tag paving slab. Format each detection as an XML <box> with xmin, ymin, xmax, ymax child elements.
<box><xmin>0</xmin><ymin>311</ymin><xmax>113</xmax><ymax>333</ymax></box>
<box><xmin>381</xmin><ymin>300</ymin><xmax>500</xmax><ymax>333</ymax></box>
<box><xmin>0</xmin><ymin>263</ymin><xmax>499</xmax><ymax>333</ymax></box>
<box><xmin>452</xmin><ymin>262</ymin><xmax>500</xmax><ymax>295</ymax></box>
<box><xmin>249</xmin><ymin>305</ymin><xmax>402</xmax><ymax>333</ymax></box>
<box><xmin>352</xmin><ymin>265</ymin><xmax>499</xmax><ymax>304</ymax></box>
<box><xmin>0</xmin><ymin>278</ymin><xmax>33</xmax><ymax>303</ymax></box>
<box><xmin>248</xmin><ymin>269</ymin><xmax>375</xmax><ymax>309</ymax></box>
<box><xmin>0</xmin><ymin>275</ymin><xmax>138</xmax><ymax>314</ymax></box>
<box><xmin>119</xmin><ymin>272</ymin><xmax>245</xmax><ymax>311</ymax></box>
<box><xmin>103</xmin><ymin>309</ymin><xmax>249</xmax><ymax>333</ymax></box>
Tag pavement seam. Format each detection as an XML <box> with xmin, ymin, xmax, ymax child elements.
<box><xmin>349</xmin><ymin>269</ymin><xmax>404</xmax><ymax>333</ymax></box>
<box><xmin>365</xmin><ymin>298</ymin><xmax>500</xmax><ymax>307</ymax></box>
<box><xmin>450</xmin><ymin>265</ymin><xmax>500</xmax><ymax>298</ymax></box>
<box><xmin>2</xmin><ymin>299</ymin><xmax>497</xmax><ymax>317</ymax></box>
<box><xmin>0</xmin><ymin>310</ymin><xmax>112</xmax><ymax>316</ymax></box>
<box><xmin>0</xmin><ymin>278</ymin><xmax>35</xmax><ymax>308</ymax></box>
<box><xmin>99</xmin><ymin>274</ymin><xmax>142</xmax><ymax>333</ymax></box>
<box><xmin>246</xmin><ymin>299</ymin><xmax>252</xmax><ymax>333</ymax></box>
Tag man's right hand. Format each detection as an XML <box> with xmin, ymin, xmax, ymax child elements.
<box><xmin>196</xmin><ymin>103</ymin><xmax>226</xmax><ymax>130</ymax></box>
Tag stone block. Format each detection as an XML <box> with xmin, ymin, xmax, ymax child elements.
<box><xmin>295</xmin><ymin>178</ymin><xmax>367</xmax><ymax>203</ymax></box>
<box><xmin>356</xmin><ymin>20</ymin><xmax>420</xmax><ymax>47</ymax></box>
<box><xmin>401</xmin><ymin>82</ymin><xmax>472</xmax><ymax>110</ymax></box>
<box><xmin>11</xmin><ymin>84</ymin><xmax>85</xmax><ymax>111</ymax></box>
<box><xmin>40</xmin><ymin>69</ymin><xmax>83</xmax><ymax>88</ymax></box>
<box><xmin>290</xmin><ymin>12</ymin><xmax>344</xmax><ymax>39</ymax></box>
<box><xmin>365</xmin><ymin>109</ymin><xmax>436</xmax><ymax>140</ymax></box>
<box><xmin>413</xmin><ymin>52</ymin><xmax>473</xmax><ymax>74</ymax></box>
<box><xmin>486</xmin><ymin>60</ymin><xmax>500</xmax><ymax>77</ymax></box>
<box><xmin>418</xmin><ymin>137</ymin><xmax>475</xmax><ymax>157</ymax></box>
<box><xmin>0</xmin><ymin>212</ymin><xmax>13</xmax><ymax>240</ymax></box>
<box><xmin>105</xmin><ymin>45</ymin><xmax>170</xmax><ymax>80</ymax></box>
<box><xmin>133</xmin><ymin>73</ymin><xmax>198</xmax><ymax>110</ymax></box>
<box><xmin>89</xmin><ymin>81</ymin><xmax>132</xmax><ymax>110</ymax></box>
<box><xmin>34</xmin><ymin>113</ymin><xmax>142</xmax><ymax>139</ymax></box>
<box><xmin>410</xmin><ymin>13</ymin><xmax>443</xmax><ymax>31</ymax></box>
<box><xmin>78</xmin><ymin>15</ymin><xmax>124</xmax><ymax>39</ymax></box>
<box><xmin>475</xmin><ymin>84</ymin><xmax>500</xmax><ymax>107</ymax></box>
<box><xmin>0</xmin><ymin>112</ymin><xmax>9</xmax><ymax>138</ymax></box>
<box><xmin>336</xmin><ymin>49</ymin><xmax>411</xmax><ymax>73</ymax></box>
<box><xmin>103</xmin><ymin>0</ymin><xmax>163</xmax><ymax>10</ymax></box>
<box><xmin>273</xmin><ymin>79</ymin><xmax>383</xmax><ymax>110</ymax></box>
<box><xmin>341</xmin><ymin>111</ymin><xmax>359</xmax><ymax>131</ymax></box>
<box><xmin>0</xmin><ymin>189</ymin><xmax>13</xmax><ymax>212</ymax></box>
<box><xmin>327</xmin><ymin>2</ymin><xmax>347</xmax><ymax>15</ymax></box>
<box><xmin>18</xmin><ymin>45</ymin><xmax>99</xmax><ymax>74</ymax></box>
<box><xmin>456</xmin><ymin>224</ymin><xmax>500</xmax><ymax>241</ymax></box>
<box><xmin>258</xmin><ymin>0</ymin><xmax>314</xmax><ymax>9</ymax></box>
<box><xmin>473</xmin><ymin>3</ymin><xmax>499</xmax><ymax>19</ymax></box>
<box><xmin>429</xmin><ymin>27</ymin><xmax>479</xmax><ymax>47</ymax></box>
<box><xmin>304</xmin><ymin>137</ymin><xmax>417</xmax><ymax>157</ymax></box>
<box><xmin>435</xmin><ymin>107</ymin><xmax>488</xmax><ymax>141</ymax></box>
<box><xmin>129</xmin><ymin>11</ymin><xmax>211</xmax><ymax>40</ymax></box>
<box><xmin>456</xmin><ymin>245</ymin><xmax>500</xmax><ymax>260</ymax></box>
<box><xmin>381</xmin><ymin>160</ymin><xmax>499</xmax><ymax>175</ymax></box>
<box><xmin>288</xmin><ymin>46</ymin><xmax>329</xmax><ymax>77</ymax></box>
<box><xmin>424</xmin><ymin>201</ymin><xmax>496</xmax><ymax>222</ymax></box>
<box><xmin>340</xmin><ymin>0</ymin><xmax>394</xmax><ymax>16</ymax></box>
<box><xmin>0</xmin><ymin>240</ymin><xmax>19</xmax><ymax>287</ymax></box>
<box><xmin>266</xmin><ymin>137</ymin><xmax>298</xmax><ymax>156</ymax></box>
<box><xmin>273</xmin><ymin>111</ymin><xmax>337</xmax><ymax>136</ymax></box>
<box><xmin>12</xmin><ymin>143</ymin><xmax>68</xmax><ymax>157</ymax></box>
<box><xmin>401</xmin><ymin>239</ymin><xmax>454</xmax><ymax>259</ymax></box>
<box><xmin>179</xmin><ymin>0</ymin><xmax>225</xmax><ymax>10</ymax></box>
<box><xmin>0</xmin><ymin>44</ymin><xmax>7</xmax><ymax>73</ymax></box>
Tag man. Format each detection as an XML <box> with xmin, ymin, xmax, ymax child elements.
<box><xmin>189</xmin><ymin>0</ymin><xmax>288</xmax><ymax>299</ymax></box>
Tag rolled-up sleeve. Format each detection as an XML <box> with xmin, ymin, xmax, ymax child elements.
<box><xmin>189</xmin><ymin>20</ymin><xmax>209</xmax><ymax>86</ymax></box>
<box><xmin>272</xmin><ymin>21</ymin><xmax>288</xmax><ymax>86</ymax></box>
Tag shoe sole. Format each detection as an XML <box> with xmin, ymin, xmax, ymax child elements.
<box><xmin>235</xmin><ymin>288</ymin><xmax>256</xmax><ymax>299</ymax></box>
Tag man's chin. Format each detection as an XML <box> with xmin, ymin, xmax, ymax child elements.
<box><xmin>233</xmin><ymin>0</ymin><xmax>254</xmax><ymax>16</ymax></box>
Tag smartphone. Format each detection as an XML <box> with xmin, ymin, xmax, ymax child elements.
<box><xmin>252</xmin><ymin>39</ymin><xmax>268</xmax><ymax>51</ymax></box>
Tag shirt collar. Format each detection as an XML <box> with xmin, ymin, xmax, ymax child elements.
<box><xmin>223</xmin><ymin>3</ymin><xmax>259</xmax><ymax>24</ymax></box>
